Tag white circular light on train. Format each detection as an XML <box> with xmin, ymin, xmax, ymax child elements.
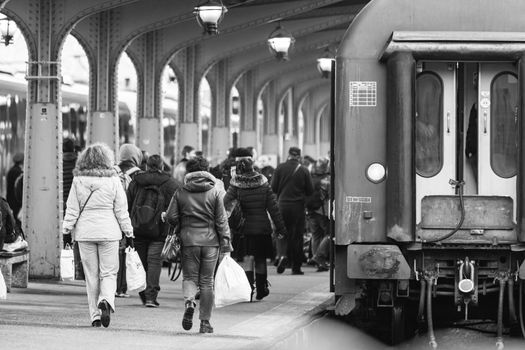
<box><xmin>366</xmin><ymin>163</ymin><xmax>386</xmax><ymax>183</ymax></box>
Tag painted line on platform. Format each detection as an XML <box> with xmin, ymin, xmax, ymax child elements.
<box><xmin>188</xmin><ymin>282</ymin><xmax>332</xmax><ymax>350</ymax></box>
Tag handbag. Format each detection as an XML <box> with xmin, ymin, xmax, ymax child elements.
<box><xmin>125</xmin><ymin>247</ymin><xmax>147</xmax><ymax>292</ymax></box>
<box><xmin>60</xmin><ymin>243</ymin><xmax>74</xmax><ymax>280</ymax></box>
<box><xmin>228</xmin><ymin>190</ymin><xmax>245</xmax><ymax>233</ymax></box>
<box><xmin>214</xmin><ymin>255</ymin><xmax>252</xmax><ymax>308</ymax></box>
<box><xmin>161</xmin><ymin>227</ymin><xmax>181</xmax><ymax>262</ymax></box>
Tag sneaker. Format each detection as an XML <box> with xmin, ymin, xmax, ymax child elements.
<box><xmin>316</xmin><ymin>264</ymin><xmax>329</xmax><ymax>272</ymax></box>
<box><xmin>276</xmin><ymin>256</ymin><xmax>288</xmax><ymax>274</ymax></box>
<box><xmin>199</xmin><ymin>320</ymin><xmax>214</xmax><ymax>334</ymax></box>
<box><xmin>91</xmin><ymin>319</ymin><xmax>101</xmax><ymax>327</ymax></box>
<box><xmin>291</xmin><ymin>269</ymin><xmax>304</xmax><ymax>275</ymax></box>
<box><xmin>182</xmin><ymin>301</ymin><xmax>195</xmax><ymax>331</ymax></box>
<box><xmin>115</xmin><ymin>292</ymin><xmax>130</xmax><ymax>298</ymax></box>
<box><xmin>98</xmin><ymin>300</ymin><xmax>111</xmax><ymax>328</ymax></box>
<box><xmin>145</xmin><ymin>300</ymin><xmax>159</xmax><ymax>308</ymax></box>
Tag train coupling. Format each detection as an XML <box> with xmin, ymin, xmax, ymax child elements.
<box><xmin>457</xmin><ymin>258</ymin><xmax>475</xmax><ymax>294</ymax></box>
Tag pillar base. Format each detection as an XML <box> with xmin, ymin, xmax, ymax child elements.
<box><xmin>210</xmin><ymin>127</ymin><xmax>230</xmax><ymax>165</ymax></box>
<box><xmin>137</xmin><ymin>117</ymin><xmax>162</xmax><ymax>156</ymax></box>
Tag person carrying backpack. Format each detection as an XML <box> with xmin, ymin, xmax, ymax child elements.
<box><xmin>114</xmin><ymin>143</ymin><xmax>142</xmax><ymax>298</ymax></box>
<box><xmin>127</xmin><ymin>154</ymin><xmax>180</xmax><ymax>307</ymax></box>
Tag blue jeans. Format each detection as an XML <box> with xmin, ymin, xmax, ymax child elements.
<box><xmin>182</xmin><ymin>246</ymin><xmax>219</xmax><ymax>321</ymax></box>
<box><xmin>134</xmin><ymin>240</ymin><xmax>164</xmax><ymax>302</ymax></box>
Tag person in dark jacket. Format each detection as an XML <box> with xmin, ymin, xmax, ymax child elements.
<box><xmin>224</xmin><ymin>155</ymin><xmax>286</xmax><ymax>301</ymax></box>
<box><xmin>6</xmin><ymin>152</ymin><xmax>23</xmax><ymax>225</ymax></box>
<box><xmin>62</xmin><ymin>138</ymin><xmax>78</xmax><ymax>212</ymax></box>
<box><xmin>166</xmin><ymin>156</ymin><xmax>232</xmax><ymax>334</ymax></box>
<box><xmin>127</xmin><ymin>154</ymin><xmax>180</xmax><ymax>307</ymax></box>
<box><xmin>271</xmin><ymin>147</ymin><xmax>314</xmax><ymax>275</ymax></box>
<box><xmin>114</xmin><ymin>143</ymin><xmax>143</xmax><ymax>298</ymax></box>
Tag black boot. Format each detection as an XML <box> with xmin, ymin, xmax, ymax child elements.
<box><xmin>255</xmin><ymin>273</ymin><xmax>270</xmax><ymax>301</ymax></box>
<box><xmin>245</xmin><ymin>271</ymin><xmax>255</xmax><ymax>302</ymax></box>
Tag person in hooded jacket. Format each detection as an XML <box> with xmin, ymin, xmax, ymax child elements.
<box><xmin>63</xmin><ymin>143</ymin><xmax>134</xmax><ymax>328</ymax></box>
<box><xmin>166</xmin><ymin>156</ymin><xmax>232</xmax><ymax>334</ymax></box>
<box><xmin>127</xmin><ymin>154</ymin><xmax>180</xmax><ymax>307</ymax></box>
<box><xmin>114</xmin><ymin>143</ymin><xmax>143</xmax><ymax>298</ymax></box>
<box><xmin>223</xmin><ymin>154</ymin><xmax>287</xmax><ymax>301</ymax></box>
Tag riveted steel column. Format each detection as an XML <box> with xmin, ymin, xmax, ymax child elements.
<box><xmin>178</xmin><ymin>46</ymin><xmax>200</xmax><ymax>153</ymax></box>
<box><xmin>24</xmin><ymin>0</ymin><xmax>62</xmax><ymax>278</ymax></box>
<box><xmin>386</xmin><ymin>51</ymin><xmax>415</xmax><ymax>242</ymax></box>
<box><xmin>302</xmin><ymin>94</ymin><xmax>316</xmax><ymax>156</ymax></box>
<box><xmin>238</xmin><ymin>71</ymin><xmax>258</xmax><ymax>150</ymax></box>
<box><xmin>519</xmin><ymin>54</ymin><xmax>525</xmax><ymax>241</ymax></box>
<box><xmin>262</xmin><ymin>81</ymin><xmax>280</xmax><ymax>159</ymax></box>
<box><xmin>89</xmin><ymin>12</ymin><xmax>118</xmax><ymax>153</ymax></box>
<box><xmin>136</xmin><ymin>32</ymin><xmax>163</xmax><ymax>157</ymax></box>
<box><xmin>208</xmin><ymin>60</ymin><xmax>230</xmax><ymax>163</ymax></box>
<box><xmin>282</xmin><ymin>89</ymin><xmax>298</xmax><ymax>156</ymax></box>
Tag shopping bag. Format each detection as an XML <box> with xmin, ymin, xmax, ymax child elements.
<box><xmin>125</xmin><ymin>247</ymin><xmax>146</xmax><ymax>292</ymax></box>
<box><xmin>60</xmin><ymin>244</ymin><xmax>75</xmax><ymax>280</ymax></box>
<box><xmin>161</xmin><ymin>233</ymin><xmax>180</xmax><ymax>262</ymax></box>
<box><xmin>214</xmin><ymin>255</ymin><xmax>252</xmax><ymax>308</ymax></box>
<box><xmin>0</xmin><ymin>269</ymin><xmax>6</xmax><ymax>300</ymax></box>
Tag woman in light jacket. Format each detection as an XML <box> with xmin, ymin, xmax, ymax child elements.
<box><xmin>166</xmin><ymin>156</ymin><xmax>232</xmax><ymax>334</ymax></box>
<box><xmin>63</xmin><ymin>143</ymin><xmax>134</xmax><ymax>328</ymax></box>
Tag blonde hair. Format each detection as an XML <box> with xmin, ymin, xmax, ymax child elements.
<box><xmin>74</xmin><ymin>143</ymin><xmax>114</xmax><ymax>173</ymax></box>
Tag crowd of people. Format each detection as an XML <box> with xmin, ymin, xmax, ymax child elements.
<box><xmin>1</xmin><ymin>139</ymin><xmax>332</xmax><ymax>334</ymax></box>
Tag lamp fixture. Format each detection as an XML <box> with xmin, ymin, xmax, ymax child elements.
<box><xmin>267</xmin><ymin>24</ymin><xmax>295</xmax><ymax>61</ymax></box>
<box><xmin>194</xmin><ymin>0</ymin><xmax>228</xmax><ymax>35</ymax></box>
<box><xmin>0</xmin><ymin>18</ymin><xmax>16</xmax><ymax>46</ymax></box>
<box><xmin>317</xmin><ymin>47</ymin><xmax>334</xmax><ymax>79</ymax></box>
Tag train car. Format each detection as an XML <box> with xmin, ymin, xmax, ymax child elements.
<box><xmin>0</xmin><ymin>71</ymin><xmax>178</xmax><ymax>196</ymax></box>
<box><xmin>334</xmin><ymin>0</ymin><xmax>525</xmax><ymax>347</ymax></box>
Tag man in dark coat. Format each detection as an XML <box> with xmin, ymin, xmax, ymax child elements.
<box><xmin>127</xmin><ymin>155</ymin><xmax>180</xmax><ymax>307</ymax></box>
<box><xmin>271</xmin><ymin>147</ymin><xmax>314</xmax><ymax>275</ymax></box>
<box><xmin>6</xmin><ymin>152</ymin><xmax>23</xmax><ymax>224</ymax></box>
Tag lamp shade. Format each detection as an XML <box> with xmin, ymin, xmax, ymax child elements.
<box><xmin>194</xmin><ymin>0</ymin><xmax>227</xmax><ymax>35</ymax></box>
<box><xmin>316</xmin><ymin>47</ymin><xmax>335</xmax><ymax>78</ymax></box>
<box><xmin>267</xmin><ymin>24</ymin><xmax>295</xmax><ymax>61</ymax></box>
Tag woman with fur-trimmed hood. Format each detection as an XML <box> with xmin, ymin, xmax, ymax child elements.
<box><xmin>63</xmin><ymin>143</ymin><xmax>134</xmax><ymax>329</ymax></box>
<box><xmin>223</xmin><ymin>153</ymin><xmax>287</xmax><ymax>302</ymax></box>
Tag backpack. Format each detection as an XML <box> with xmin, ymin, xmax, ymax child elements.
<box><xmin>114</xmin><ymin>165</ymin><xmax>140</xmax><ymax>191</ymax></box>
<box><xmin>130</xmin><ymin>180</ymin><xmax>169</xmax><ymax>238</ymax></box>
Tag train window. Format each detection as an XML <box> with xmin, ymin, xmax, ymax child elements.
<box><xmin>490</xmin><ymin>72</ymin><xmax>518</xmax><ymax>178</ymax></box>
<box><xmin>415</xmin><ymin>72</ymin><xmax>443</xmax><ymax>177</ymax></box>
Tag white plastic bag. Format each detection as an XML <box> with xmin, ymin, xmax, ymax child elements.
<box><xmin>125</xmin><ymin>247</ymin><xmax>146</xmax><ymax>292</ymax></box>
<box><xmin>0</xmin><ymin>269</ymin><xmax>6</xmax><ymax>300</ymax></box>
<box><xmin>60</xmin><ymin>244</ymin><xmax>75</xmax><ymax>280</ymax></box>
<box><xmin>215</xmin><ymin>255</ymin><xmax>252</xmax><ymax>308</ymax></box>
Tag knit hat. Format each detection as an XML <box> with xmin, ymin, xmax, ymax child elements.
<box><xmin>288</xmin><ymin>147</ymin><xmax>301</xmax><ymax>157</ymax></box>
<box><xmin>119</xmin><ymin>144</ymin><xmax>142</xmax><ymax>166</ymax></box>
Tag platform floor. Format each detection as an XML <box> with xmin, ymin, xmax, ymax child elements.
<box><xmin>0</xmin><ymin>264</ymin><xmax>331</xmax><ymax>350</ymax></box>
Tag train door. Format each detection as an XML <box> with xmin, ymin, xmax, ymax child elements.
<box><xmin>477</xmin><ymin>63</ymin><xmax>518</xmax><ymax>217</ymax></box>
<box><xmin>416</xmin><ymin>62</ymin><xmax>457</xmax><ymax>222</ymax></box>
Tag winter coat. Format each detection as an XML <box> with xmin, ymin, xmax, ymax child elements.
<box><xmin>6</xmin><ymin>164</ymin><xmax>22</xmax><ymax>215</ymax></box>
<box><xmin>271</xmin><ymin>158</ymin><xmax>314</xmax><ymax>203</ymax></box>
<box><xmin>63</xmin><ymin>168</ymin><xmax>133</xmax><ymax>241</ymax></box>
<box><xmin>62</xmin><ymin>152</ymin><xmax>77</xmax><ymax>210</ymax></box>
<box><xmin>224</xmin><ymin>171</ymin><xmax>287</xmax><ymax>237</ymax></box>
<box><xmin>127</xmin><ymin>170</ymin><xmax>181</xmax><ymax>241</ymax></box>
<box><xmin>173</xmin><ymin>159</ymin><xmax>188</xmax><ymax>184</ymax></box>
<box><xmin>166</xmin><ymin>171</ymin><xmax>231</xmax><ymax>250</ymax></box>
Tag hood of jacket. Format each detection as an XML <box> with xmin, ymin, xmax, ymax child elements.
<box><xmin>184</xmin><ymin>171</ymin><xmax>216</xmax><ymax>192</ymax></box>
<box><xmin>230</xmin><ymin>171</ymin><xmax>268</xmax><ymax>189</ymax></box>
<box><xmin>119</xmin><ymin>144</ymin><xmax>142</xmax><ymax>166</ymax></box>
<box><xmin>133</xmin><ymin>170</ymin><xmax>172</xmax><ymax>186</ymax></box>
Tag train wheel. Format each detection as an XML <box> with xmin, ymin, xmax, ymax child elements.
<box><xmin>390</xmin><ymin>304</ymin><xmax>406</xmax><ymax>345</ymax></box>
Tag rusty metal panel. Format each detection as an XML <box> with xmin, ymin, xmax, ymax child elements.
<box><xmin>417</xmin><ymin>229</ymin><xmax>517</xmax><ymax>245</ymax></box>
<box><xmin>420</xmin><ymin>196</ymin><xmax>514</xmax><ymax>230</ymax></box>
<box><xmin>347</xmin><ymin>245</ymin><xmax>411</xmax><ymax>280</ymax></box>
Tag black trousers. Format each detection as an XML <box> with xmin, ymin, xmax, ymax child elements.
<box><xmin>279</xmin><ymin>201</ymin><xmax>306</xmax><ymax>272</ymax></box>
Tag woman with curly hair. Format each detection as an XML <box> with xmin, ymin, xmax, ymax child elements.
<box><xmin>223</xmin><ymin>151</ymin><xmax>287</xmax><ymax>301</ymax></box>
<box><xmin>63</xmin><ymin>143</ymin><xmax>134</xmax><ymax>328</ymax></box>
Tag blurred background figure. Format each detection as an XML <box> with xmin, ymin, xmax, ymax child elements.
<box><xmin>173</xmin><ymin>145</ymin><xmax>196</xmax><ymax>184</ymax></box>
<box><xmin>6</xmin><ymin>152</ymin><xmax>23</xmax><ymax>228</ymax></box>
